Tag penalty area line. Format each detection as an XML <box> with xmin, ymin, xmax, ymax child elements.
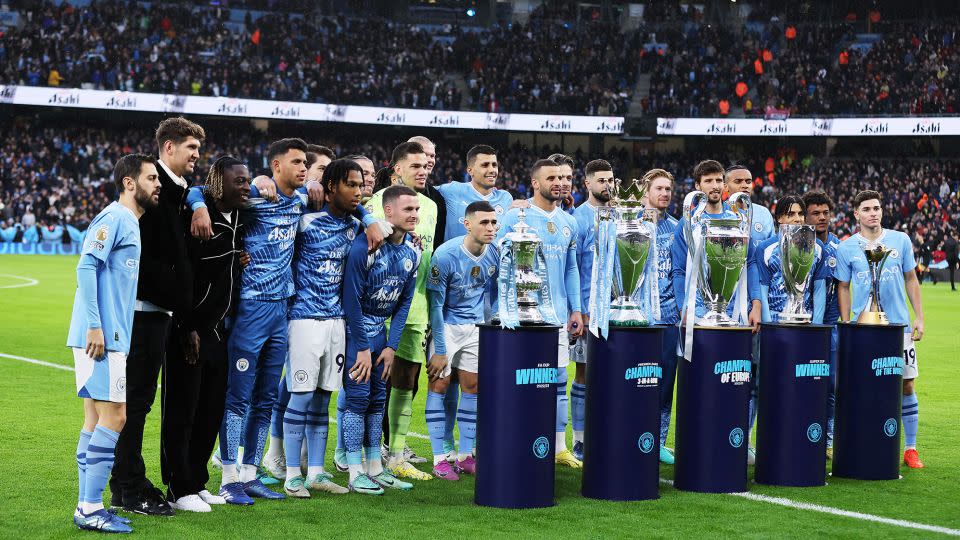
<box><xmin>657</xmin><ymin>478</ymin><xmax>960</xmax><ymax>536</ymax></box>
<box><xmin>0</xmin><ymin>274</ymin><xmax>39</xmax><ymax>289</ymax></box>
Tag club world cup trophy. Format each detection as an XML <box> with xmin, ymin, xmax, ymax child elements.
<box><xmin>857</xmin><ymin>242</ymin><xmax>893</xmax><ymax>325</ymax></box>
<box><xmin>683</xmin><ymin>191</ymin><xmax>752</xmax><ymax>326</ymax></box>
<box><xmin>499</xmin><ymin>208</ymin><xmax>546</xmax><ymax>325</ymax></box>
<box><xmin>595</xmin><ymin>177</ymin><xmax>656</xmax><ymax>326</ymax></box>
<box><xmin>778</xmin><ymin>224</ymin><xmax>817</xmax><ymax>324</ymax></box>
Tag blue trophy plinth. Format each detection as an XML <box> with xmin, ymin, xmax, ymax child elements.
<box><xmin>833</xmin><ymin>323</ymin><xmax>907</xmax><ymax>480</ymax></box>
<box><xmin>755</xmin><ymin>323</ymin><xmax>832</xmax><ymax>487</ymax></box>
<box><xmin>674</xmin><ymin>326</ymin><xmax>753</xmax><ymax>493</ymax></box>
<box><xmin>475</xmin><ymin>324</ymin><xmax>560</xmax><ymax>508</ymax></box>
<box><xmin>581</xmin><ymin>325</ymin><xmax>664</xmax><ymax>501</ymax></box>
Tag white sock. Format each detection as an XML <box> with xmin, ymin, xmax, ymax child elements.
<box><xmin>307</xmin><ymin>466</ymin><xmax>325</xmax><ymax>478</ymax></box>
<box><xmin>266</xmin><ymin>436</ymin><xmax>284</xmax><ymax>460</ymax></box>
<box><xmin>573</xmin><ymin>430</ymin><xmax>584</xmax><ymax>444</ymax></box>
<box><xmin>286</xmin><ymin>466</ymin><xmax>300</xmax><ymax>480</ymax></box>
<box><xmin>348</xmin><ymin>463</ymin><xmax>363</xmax><ymax>483</ymax></box>
<box><xmin>367</xmin><ymin>456</ymin><xmax>383</xmax><ymax>476</ymax></box>
<box><xmin>387</xmin><ymin>452</ymin><xmax>403</xmax><ymax>468</ymax></box>
<box><xmin>433</xmin><ymin>454</ymin><xmax>447</xmax><ymax>465</ymax></box>
<box><xmin>555</xmin><ymin>432</ymin><xmax>568</xmax><ymax>453</ymax></box>
<box><xmin>239</xmin><ymin>464</ymin><xmax>257</xmax><ymax>483</ymax></box>
<box><xmin>80</xmin><ymin>501</ymin><xmax>104</xmax><ymax>514</ymax></box>
<box><xmin>221</xmin><ymin>465</ymin><xmax>239</xmax><ymax>486</ymax></box>
<box><xmin>458</xmin><ymin>452</ymin><xmax>471</xmax><ymax>461</ymax></box>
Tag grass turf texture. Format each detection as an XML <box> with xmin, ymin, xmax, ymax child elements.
<box><xmin>0</xmin><ymin>253</ymin><xmax>958</xmax><ymax>539</ymax></box>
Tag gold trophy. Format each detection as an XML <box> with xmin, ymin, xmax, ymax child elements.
<box><xmin>857</xmin><ymin>242</ymin><xmax>892</xmax><ymax>325</ymax></box>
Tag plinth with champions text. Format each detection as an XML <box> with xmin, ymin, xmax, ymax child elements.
<box><xmin>475</xmin><ymin>324</ymin><xmax>559</xmax><ymax>509</ymax></box>
<box><xmin>674</xmin><ymin>327</ymin><xmax>753</xmax><ymax>493</ymax></box>
<box><xmin>833</xmin><ymin>323</ymin><xmax>906</xmax><ymax>481</ymax></box>
<box><xmin>582</xmin><ymin>326</ymin><xmax>664</xmax><ymax>501</ymax></box>
<box><xmin>755</xmin><ymin>323</ymin><xmax>832</xmax><ymax>487</ymax></box>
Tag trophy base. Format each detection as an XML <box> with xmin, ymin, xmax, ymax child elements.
<box><xmin>609</xmin><ymin>303</ymin><xmax>650</xmax><ymax>327</ymax></box>
<box><xmin>778</xmin><ymin>313</ymin><xmax>812</xmax><ymax>325</ymax></box>
<box><xmin>696</xmin><ymin>311</ymin><xmax>738</xmax><ymax>327</ymax></box>
<box><xmin>857</xmin><ymin>311</ymin><xmax>889</xmax><ymax>325</ymax></box>
<box><xmin>518</xmin><ymin>304</ymin><xmax>545</xmax><ymax>325</ymax></box>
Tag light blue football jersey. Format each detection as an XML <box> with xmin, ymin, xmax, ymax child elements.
<box><xmin>835</xmin><ymin>230</ymin><xmax>916</xmax><ymax>326</ymax></box>
<box><xmin>427</xmin><ymin>235</ymin><xmax>500</xmax><ymax>324</ymax></box>
<box><xmin>436</xmin><ymin>181</ymin><xmax>513</xmax><ymax>240</ymax></box>
<box><xmin>572</xmin><ymin>202</ymin><xmax>598</xmax><ymax>316</ymax></box>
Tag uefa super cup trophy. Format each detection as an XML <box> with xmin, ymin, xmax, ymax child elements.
<box><xmin>684</xmin><ymin>191</ymin><xmax>752</xmax><ymax>326</ymax></box>
<box><xmin>778</xmin><ymin>224</ymin><xmax>817</xmax><ymax>324</ymax></box>
<box><xmin>596</xmin><ymin>177</ymin><xmax>655</xmax><ymax>326</ymax></box>
<box><xmin>505</xmin><ymin>208</ymin><xmax>545</xmax><ymax>324</ymax></box>
<box><xmin>857</xmin><ymin>242</ymin><xmax>893</xmax><ymax>325</ymax></box>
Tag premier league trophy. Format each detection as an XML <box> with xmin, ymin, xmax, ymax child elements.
<box><xmin>501</xmin><ymin>208</ymin><xmax>545</xmax><ymax>324</ymax></box>
<box><xmin>595</xmin><ymin>177</ymin><xmax>655</xmax><ymax>326</ymax></box>
<box><xmin>857</xmin><ymin>242</ymin><xmax>893</xmax><ymax>325</ymax></box>
<box><xmin>684</xmin><ymin>191</ymin><xmax>752</xmax><ymax>326</ymax></box>
<box><xmin>778</xmin><ymin>224</ymin><xmax>817</xmax><ymax>324</ymax></box>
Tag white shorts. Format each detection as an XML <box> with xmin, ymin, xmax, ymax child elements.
<box><xmin>73</xmin><ymin>348</ymin><xmax>126</xmax><ymax>403</ymax></box>
<box><xmin>427</xmin><ymin>323</ymin><xmax>479</xmax><ymax>377</ymax></box>
<box><xmin>570</xmin><ymin>335</ymin><xmax>588</xmax><ymax>364</ymax></box>
<box><xmin>558</xmin><ymin>328</ymin><xmax>570</xmax><ymax>369</ymax></box>
<box><xmin>287</xmin><ymin>318</ymin><xmax>346</xmax><ymax>392</ymax></box>
<box><xmin>903</xmin><ymin>332</ymin><xmax>918</xmax><ymax>380</ymax></box>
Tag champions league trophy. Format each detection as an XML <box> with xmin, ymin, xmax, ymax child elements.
<box><xmin>857</xmin><ymin>242</ymin><xmax>893</xmax><ymax>325</ymax></box>
<box><xmin>503</xmin><ymin>208</ymin><xmax>545</xmax><ymax>324</ymax></box>
<box><xmin>595</xmin><ymin>177</ymin><xmax>655</xmax><ymax>326</ymax></box>
<box><xmin>778</xmin><ymin>224</ymin><xmax>817</xmax><ymax>324</ymax></box>
<box><xmin>683</xmin><ymin>191</ymin><xmax>752</xmax><ymax>326</ymax></box>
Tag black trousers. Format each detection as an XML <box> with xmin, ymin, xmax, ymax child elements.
<box><xmin>161</xmin><ymin>325</ymin><xmax>228</xmax><ymax>499</ymax></box>
<box><xmin>950</xmin><ymin>256</ymin><xmax>959</xmax><ymax>289</ymax></box>
<box><xmin>110</xmin><ymin>311</ymin><xmax>171</xmax><ymax>497</ymax></box>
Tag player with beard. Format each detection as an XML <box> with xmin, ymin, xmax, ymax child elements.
<box><xmin>549</xmin><ymin>153</ymin><xmax>577</xmax><ymax>214</ymax></box>
<box><xmin>498</xmin><ymin>159</ymin><xmax>584</xmax><ymax>469</ymax></box>
<box><xmin>569</xmin><ymin>159</ymin><xmax>614</xmax><ymax>461</ymax></box>
<box><xmin>70</xmin><ymin>154</ymin><xmax>160</xmax><ymax>533</ymax></box>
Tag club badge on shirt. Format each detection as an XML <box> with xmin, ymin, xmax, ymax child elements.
<box><xmin>547</xmin><ymin>221</ymin><xmax>556</xmax><ymax>234</ymax></box>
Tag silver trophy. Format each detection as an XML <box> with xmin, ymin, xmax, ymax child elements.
<box><xmin>684</xmin><ymin>191</ymin><xmax>752</xmax><ymax>326</ymax></box>
<box><xmin>597</xmin><ymin>177</ymin><xmax>655</xmax><ymax>326</ymax></box>
<box><xmin>778</xmin><ymin>224</ymin><xmax>817</xmax><ymax>324</ymax></box>
<box><xmin>505</xmin><ymin>208</ymin><xmax>545</xmax><ymax>324</ymax></box>
<box><xmin>857</xmin><ymin>241</ymin><xmax>893</xmax><ymax>325</ymax></box>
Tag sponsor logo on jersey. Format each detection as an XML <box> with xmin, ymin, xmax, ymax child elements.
<box><xmin>370</xmin><ymin>287</ymin><xmax>401</xmax><ymax>303</ymax></box>
<box><xmin>236</xmin><ymin>358</ymin><xmax>250</xmax><ymax>372</ymax></box>
<box><xmin>96</xmin><ymin>225</ymin><xmax>108</xmax><ymax>242</ymax></box>
<box><xmin>268</xmin><ymin>225</ymin><xmax>296</xmax><ymax>242</ymax></box>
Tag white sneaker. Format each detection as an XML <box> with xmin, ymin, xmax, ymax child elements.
<box><xmin>747</xmin><ymin>447</ymin><xmax>756</xmax><ymax>466</ymax></box>
<box><xmin>263</xmin><ymin>453</ymin><xmax>286</xmax><ymax>480</ymax></box>
<box><xmin>198</xmin><ymin>489</ymin><xmax>226</xmax><ymax>505</ymax></box>
<box><xmin>210</xmin><ymin>451</ymin><xmax>223</xmax><ymax>470</ymax></box>
<box><xmin>171</xmin><ymin>494</ymin><xmax>212</xmax><ymax>513</ymax></box>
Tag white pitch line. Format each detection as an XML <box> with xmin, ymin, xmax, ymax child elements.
<box><xmin>0</xmin><ymin>274</ymin><xmax>39</xmax><ymax>289</ymax></box>
<box><xmin>4</xmin><ymin>350</ymin><xmax>955</xmax><ymax>534</ymax></box>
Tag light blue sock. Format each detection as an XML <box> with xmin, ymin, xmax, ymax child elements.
<box><xmin>305</xmin><ymin>391</ymin><xmax>331</xmax><ymax>468</ymax></box>
<box><xmin>457</xmin><ymin>392</ymin><xmax>478</xmax><ymax>458</ymax></box>
<box><xmin>335</xmin><ymin>391</ymin><xmax>346</xmax><ymax>452</ymax></box>
<box><xmin>659</xmin><ymin>406</ymin><xmax>672</xmax><ymax>446</ymax></box>
<box><xmin>284</xmin><ymin>392</ymin><xmax>311</xmax><ymax>469</ymax></box>
<box><xmin>83</xmin><ymin>425</ymin><xmax>118</xmax><ymax>506</ymax></box>
<box><xmin>571</xmin><ymin>382</ymin><xmax>586</xmax><ymax>435</ymax></box>
<box><xmin>556</xmin><ymin>369</ymin><xmax>569</xmax><ymax>441</ymax></box>
<box><xmin>271</xmin><ymin>377</ymin><xmax>289</xmax><ymax>439</ymax></box>
<box><xmin>442</xmin><ymin>382</ymin><xmax>459</xmax><ymax>449</ymax></box>
<box><xmin>77</xmin><ymin>430</ymin><xmax>92</xmax><ymax>505</ymax></box>
<box><xmin>902</xmin><ymin>393</ymin><xmax>919</xmax><ymax>449</ymax></box>
<box><xmin>425</xmin><ymin>391</ymin><xmax>447</xmax><ymax>457</ymax></box>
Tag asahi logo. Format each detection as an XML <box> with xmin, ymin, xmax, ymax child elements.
<box><xmin>375</xmin><ymin>111</ymin><xmax>406</xmax><ymax>124</ymax></box>
<box><xmin>706</xmin><ymin>122</ymin><xmax>736</xmax><ymax>134</ymax></box>
<box><xmin>860</xmin><ymin>120</ymin><xmax>889</xmax><ymax>134</ymax></box>
<box><xmin>105</xmin><ymin>93</ymin><xmax>137</xmax><ymax>109</ymax></box>
<box><xmin>595</xmin><ymin>119</ymin><xmax>623</xmax><ymax>133</ymax></box>
<box><xmin>326</xmin><ymin>104</ymin><xmax>347</xmax><ymax>121</ymax></box>
<box><xmin>540</xmin><ymin>118</ymin><xmax>572</xmax><ymax>130</ymax></box>
<box><xmin>657</xmin><ymin>118</ymin><xmax>676</xmax><ymax>133</ymax></box>
<box><xmin>270</xmin><ymin>104</ymin><xmax>301</xmax><ymax>118</ymax></box>
<box><xmin>162</xmin><ymin>94</ymin><xmax>186</xmax><ymax>112</ymax></box>
<box><xmin>812</xmin><ymin>118</ymin><xmax>832</xmax><ymax>136</ymax></box>
<box><xmin>912</xmin><ymin>121</ymin><xmax>940</xmax><ymax>134</ymax></box>
<box><xmin>48</xmin><ymin>90</ymin><xmax>80</xmax><ymax>105</ymax></box>
<box><xmin>759</xmin><ymin>121</ymin><xmax>787</xmax><ymax>135</ymax></box>
<box><xmin>217</xmin><ymin>100</ymin><xmax>247</xmax><ymax>115</ymax></box>
<box><xmin>429</xmin><ymin>113</ymin><xmax>460</xmax><ymax>126</ymax></box>
<box><xmin>0</xmin><ymin>85</ymin><xmax>16</xmax><ymax>103</ymax></box>
<box><xmin>485</xmin><ymin>113</ymin><xmax>508</xmax><ymax>128</ymax></box>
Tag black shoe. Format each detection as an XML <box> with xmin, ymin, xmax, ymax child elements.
<box><xmin>109</xmin><ymin>491</ymin><xmax>123</xmax><ymax>509</ymax></box>
<box><xmin>122</xmin><ymin>486</ymin><xmax>176</xmax><ymax>516</ymax></box>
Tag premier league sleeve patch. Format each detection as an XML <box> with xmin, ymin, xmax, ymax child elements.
<box><xmin>95</xmin><ymin>225</ymin><xmax>109</xmax><ymax>242</ymax></box>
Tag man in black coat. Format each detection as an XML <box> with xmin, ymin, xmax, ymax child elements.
<box><xmin>110</xmin><ymin>117</ymin><xmax>204</xmax><ymax>516</ymax></box>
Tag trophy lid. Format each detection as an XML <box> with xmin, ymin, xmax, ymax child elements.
<box><xmin>506</xmin><ymin>208</ymin><xmax>541</xmax><ymax>243</ymax></box>
<box><xmin>863</xmin><ymin>242</ymin><xmax>891</xmax><ymax>263</ymax></box>
<box><xmin>611</xmin><ymin>177</ymin><xmax>647</xmax><ymax>209</ymax></box>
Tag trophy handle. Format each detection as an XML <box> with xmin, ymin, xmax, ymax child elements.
<box><xmin>727</xmin><ymin>192</ymin><xmax>753</xmax><ymax>235</ymax></box>
<box><xmin>682</xmin><ymin>190</ymin><xmax>707</xmax><ymax>243</ymax></box>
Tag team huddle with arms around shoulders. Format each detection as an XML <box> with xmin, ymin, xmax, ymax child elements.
<box><xmin>67</xmin><ymin>118</ymin><xmax>926</xmax><ymax>533</ymax></box>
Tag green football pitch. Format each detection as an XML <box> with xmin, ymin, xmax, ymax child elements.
<box><xmin>1</xmin><ymin>254</ymin><xmax>958</xmax><ymax>539</ymax></box>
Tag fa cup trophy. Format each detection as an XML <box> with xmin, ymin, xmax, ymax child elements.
<box><xmin>857</xmin><ymin>242</ymin><xmax>892</xmax><ymax>325</ymax></box>
<box><xmin>683</xmin><ymin>191</ymin><xmax>752</xmax><ymax>326</ymax></box>
<box><xmin>499</xmin><ymin>208</ymin><xmax>546</xmax><ymax>325</ymax></box>
<box><xmin>778</xmin><ymin>224</ymin><xmax>817</xmax><ymax>324</ymax></box>
<box><xmin>594</xmin><ymin>177</ymin><xmax>656</xmax><ymax>327</ymax></box>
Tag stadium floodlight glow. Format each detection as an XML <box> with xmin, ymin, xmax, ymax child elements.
<box><xmin>466</xmin><ymin>8</ymin><xmax>476</xmax><ymax>17</ymax></box>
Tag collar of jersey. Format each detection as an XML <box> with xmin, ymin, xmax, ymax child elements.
<box><xmin>526</xmin><ymin>200</ymin><xmax>560</xmax><ymax>218</ymax></box>
<box><xmin>469</xmin><ymin>182</ymin><xmax>497</xmax><ymax>200</ymax></box>
<box><xmin>459</xmin><ymin>240</ymin><xmax>487</xmax><ymax>262</ymax></box>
